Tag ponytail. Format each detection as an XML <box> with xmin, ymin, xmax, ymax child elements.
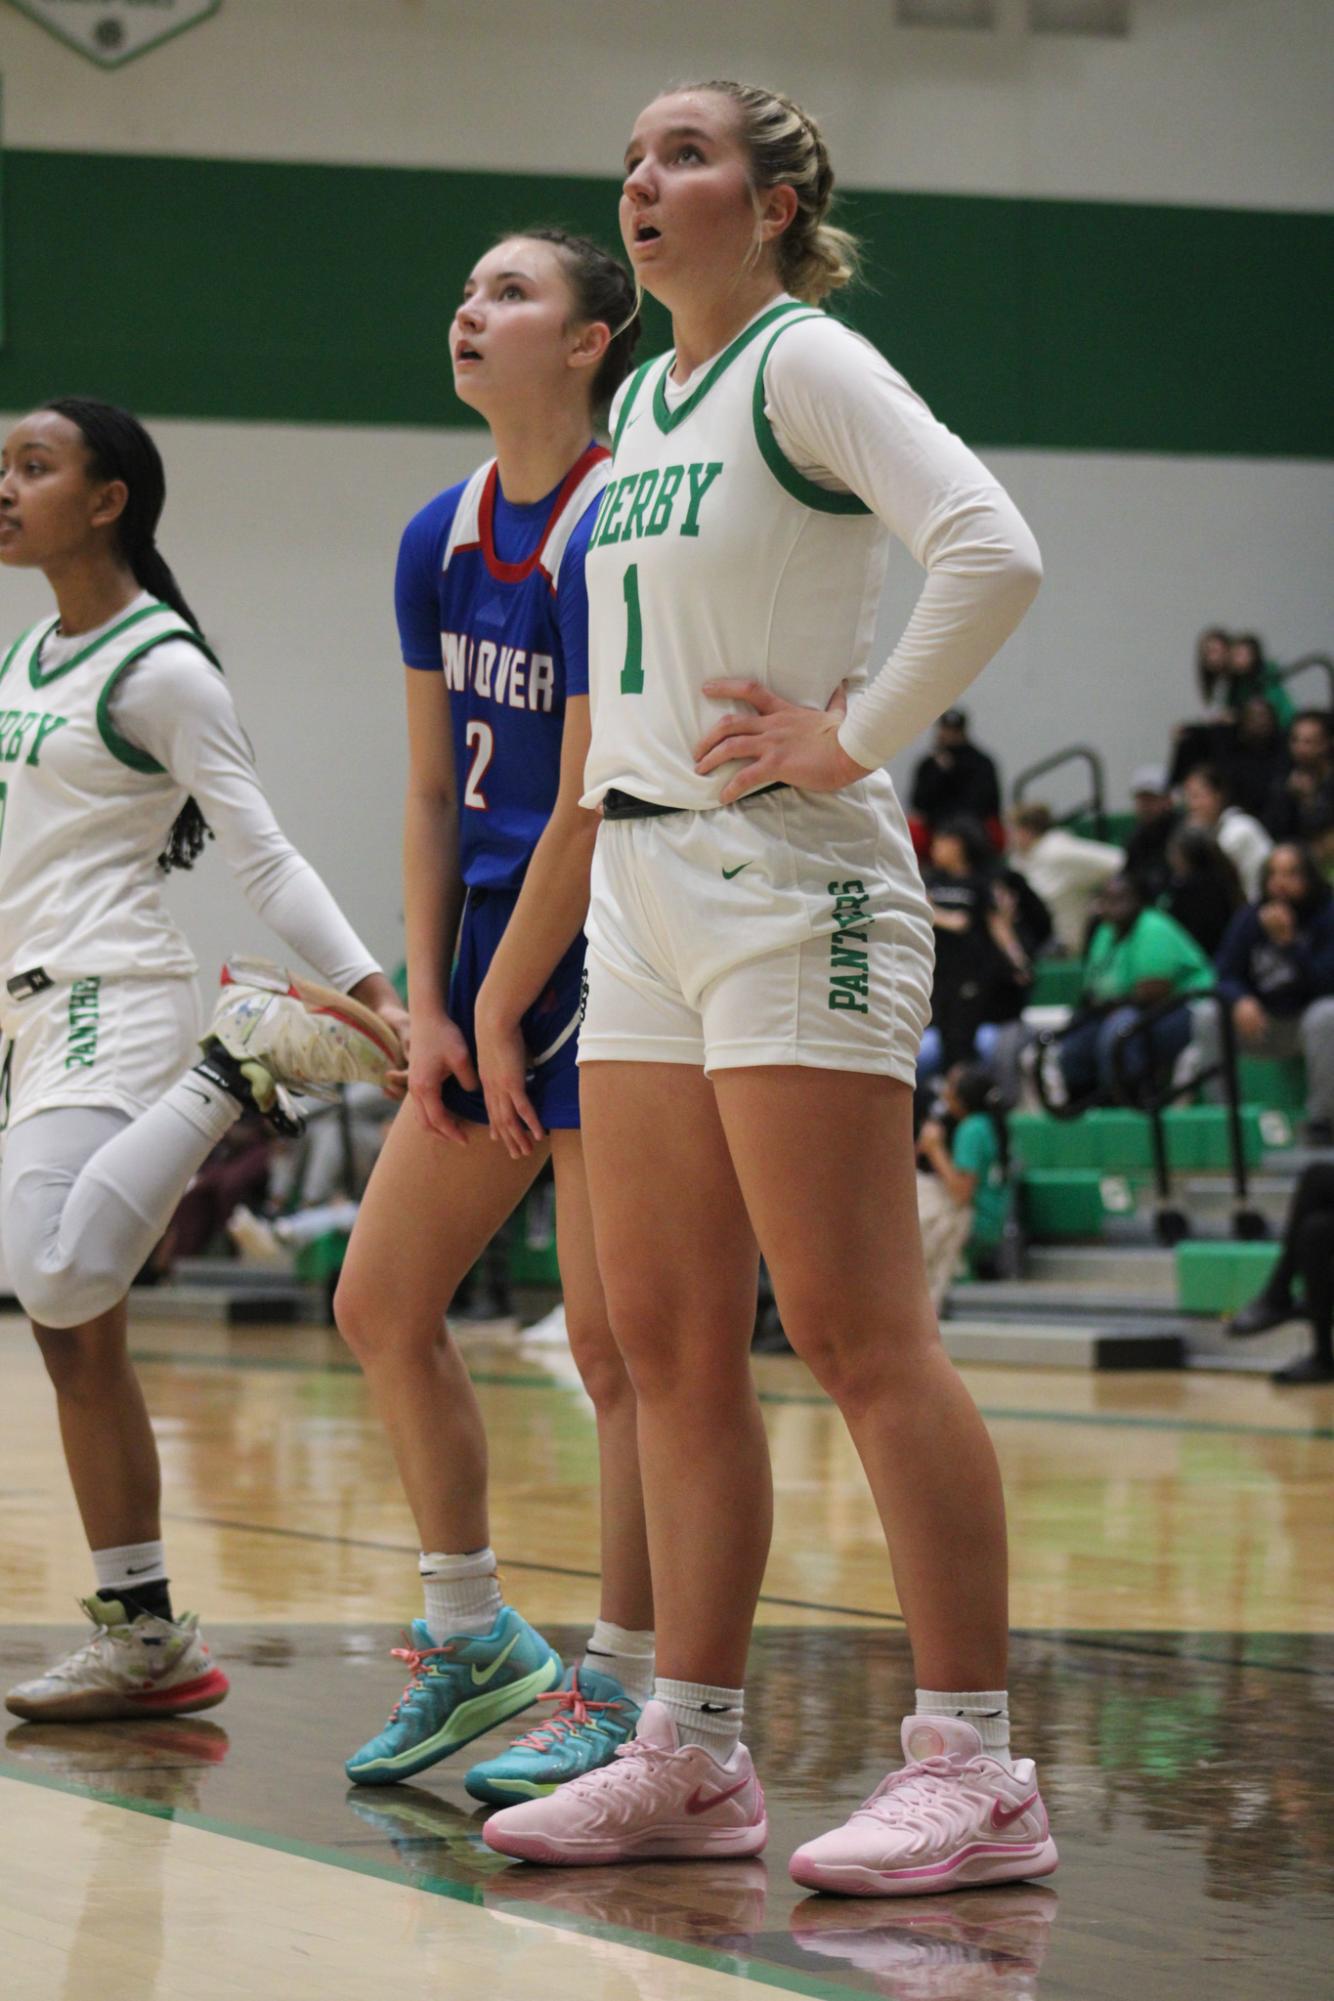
<box><xmin>44</xmin><ymin>398</ymin><xmax>212</xmax><ymax>872</ymax></box>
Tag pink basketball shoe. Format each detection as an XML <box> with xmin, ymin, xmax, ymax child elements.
<box><xmin>482</xmin><ymin>1699</ymin><xmax>768</xmax><ymax>1866</ymax></box>
<box><xmin>789</xmin><ymin>1715</ymin><xmax>1057</xmax><ymax>1897</ymax></box>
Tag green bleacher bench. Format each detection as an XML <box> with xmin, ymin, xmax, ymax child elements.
<box><xmin>509</xmin><ymin>1237</ymin><xmax>562</xmax><ymax>1286</ymax></box>
<box><xmin>1029</xmin><ymin>959</ymin><xmax>1083</xmax><ymax>1008</ymax></box>
<box><xmin>1176</xmin><ymin>1240</ymin><xmax>1284</xmax><ymax>1314</ymax></box>
<box><xmin>1011</xmin><ymin>1106</ymin><xmax>1288</xmax><ymax>1177</ymax></box>
<box><xmin>293</xmin><ymin>1229</ymin><xmax>351</xmax><ymax>1287</ymax></box>
<box><xmin>1020</xmin><ymin>1169</ymin><xmax>1133</xmax><ymax>1239</ymax></box>
<box><xmin>1236</xmin><ymin>1054</ymin><xmax>1307</xmax><ymax>1113</ymax></box>
<box><xmin>1069</xmin><ymin>810</ymin><xmax>1136</xmax><ymax>846</ymax></box>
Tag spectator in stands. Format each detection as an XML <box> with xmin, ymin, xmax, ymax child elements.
<box><xmin>1170</xmin><ymin>629</ymin><xmax>1293</xmax><ymax>785</ymax></box>
<box><xmin>1310</xmin><ymin>808</ymin><xmax>1334</xmax><ymax>888</ymax></box>
<box><xmin>1008</xmin><ymin>801</ymin><xmax>1123</xmax><ymax>957</ymax></box>
<box><xmin>909</xmin><ymin>707</ymin><xmax>1002</xmax><ymax>854</ymax></box>
<box><xmin>1160</xmin><ymin>825</ymin><xmax>1245</xmax><ymax>957</ymax></box>
<box><xmin>915</xmin><ymin>1063</ymin><xmax>1010</xmax><ymax>1309</ymax></box>
<box><xmin>1196</xmin><ymin>843</ymin><xmax>1334</xmax><ymax>1143</ymax></box>
<box><xmin>1182</xmin><ymin>763</ymin><xmax>1272</xmax><ymax>899</ymax></box>
<box><xmin>920</xmin><ymin>818</ymin><xmax>1031</xmax><ymax>1075</ymax></box>
<box><xmin>1225</xmin><ymin>695</ymin><xmax>1288</xmax><ymax>820</ymax></box>
<box><xmin>1225</xmin><ymin>1160</ymin><xmax>1334</xmax><ymax>1385</ymax></box>
<box><xmin>1123</xmin><ymin>764</ymin><xmax>1182</xmax><ymax>903</ymax></box>
<box><xmin>1261</xmin><ymin>710</ymin><xmax>1334</xmax><ymax>843</ymax></box>
<box><xmin>1054</xmin><ymin>873</ymin><xmax>1212</xmax><ymax>1104</ymax></box>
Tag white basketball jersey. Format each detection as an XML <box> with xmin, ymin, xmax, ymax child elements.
<box><xmin>582</xmin><ymin>299</ymin><xmax>890</xmax><ymax>810</ymax></box>
<box><xmin>0</xmin><ymin>598</ymin><xmax>213</xmax><ymax>1000</ymax></box>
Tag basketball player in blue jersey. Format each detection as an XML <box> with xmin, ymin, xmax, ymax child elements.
<box><xmin>336</xmin><ymin>229</ymin><xmax>656</xmax><ymax>1798</ymax></box>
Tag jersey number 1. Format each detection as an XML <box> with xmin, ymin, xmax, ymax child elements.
<box><xmin>620</xmin><ymin>565</ymin><xmax>644</xmax><ymax>695</ymax></box>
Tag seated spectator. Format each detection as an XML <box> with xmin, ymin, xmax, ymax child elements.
<box><xmin>1225</xmin><ymin>695</ymin><xmax>1288</xmax><ymax>820</ymax></box>
<box><xmin>1160</xmin><ymin>825</ymin><xmax>1245</xmax><ymax>957</ymax></box>
<box><xmin>1226</xmin><ymin>1160</ymin><xmax>1334</xmax><ymax>1385</ymax></box>
<box><xmin>909</xmin><ymin>708</ymin><xmax>1003</xmax><ymax>855</ymax></box>
<box><xmin>1261</xmin><ymin>710</ymin><xmax>1334</xmax><ymax>843</ymax></box>
<box><xmin>1311</xmin><ymin>808</ymin><xmax>1334</xmax><ymax>888</ymax></box>
<box><xmin>1055</xmin><ymin>873</ymin><xmax>1213</xmax><ymax>1104</ymax></box>
<box><xmin>1008</xmin><ymin>801</ymin><xmax>1123</xmax><ymax>956</ymax></box>
<box><xmin>915</xmin><ymin>1063</ymin><xmax>1010</xmax><ymax>1309</ymax></box>
<box><xmin>1170</xmin><ymin>629</ymin><xmax>1293</xmax><ymax>785</ymax></box>
<box><xmin>1196</xmin><ymin>843</ymin><xmax>1334</xmax><ymax>1143</ymax></box>
<box><xmin>920</xmin><ymin>818</ymin><xmax>1031</xmax><ymax>1075</ymax></box>
<box><xmin>1182</xmin><ymin>763</ymin><xmax>1272</xmax><ymax>899</ymax></box>
<box><xmin>1123</xmin><ymin>764</ymin><xmax>1182</xmax><ymax>903</ymax></box>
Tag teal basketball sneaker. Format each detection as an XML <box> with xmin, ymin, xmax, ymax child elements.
<box><xmin>464</xmin><ymin>1663</ymin><xmax>640</xmax><ymax>1805</ymax></box>
<box><xmin>345</xmin><ymin>1607</ymin><xmax>562</xmax><ymax>1786</ymax></box>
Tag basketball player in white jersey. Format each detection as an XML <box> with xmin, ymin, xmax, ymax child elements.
<box><xmin>483</xmin><ymin>83</ymin><xmax>1057</xmax><ymax>1895</ymax></box>
<box><xmin>0</xmin><ymin>399</ymin><xmax>407</xmax><ymax>1722</ymax></box>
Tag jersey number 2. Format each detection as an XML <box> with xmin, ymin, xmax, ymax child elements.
<box><xmin>464</xmin><ymin>722</ymin><xmax>494</xmax><ymax>809</ymax></box>
<box><xmin>620</xmin><ymin>564</ymin><xmax>644</xmax><ymax>695</ymax></box>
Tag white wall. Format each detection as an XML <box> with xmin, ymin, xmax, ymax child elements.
<box><xmin>1</xmin><ymin>0</ymin><xmax>1330</xmax><ymax>209</ymax></box>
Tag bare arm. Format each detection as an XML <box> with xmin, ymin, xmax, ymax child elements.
<box><xmin>400</xmin><ymin>667</ymin><xmax>477</xmax><ymax>1142</ymax></box>
<box><xmin>475</xmin><ymin>696</ymin><xmax>599</xmax><ymax>1159</ymax></box>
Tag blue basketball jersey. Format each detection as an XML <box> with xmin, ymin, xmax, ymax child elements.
<box><xmin>395</xmin><ymin>442</ymin><xmax>610</xmax><ymax>889</ymax></box>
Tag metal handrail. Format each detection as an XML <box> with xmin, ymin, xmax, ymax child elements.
<box><xmin>1275</xmin><ymin>652</ymin><xmax>1334</xmax><ymax>711</ymax></box>
<box><xmin>1011</xmin><ymin>745</ymin><xmax>1107</xmax><ymax>839</ymax></box>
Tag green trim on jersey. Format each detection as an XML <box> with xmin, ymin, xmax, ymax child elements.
<box><xmin>611</xmin><ymin>360</ymin><xmax>655</xmax><ymax>455</ymax></box>
<box><xmin>753</xmin><ymin>314</ymin><xmax>874</xmax><ymax>517</ymax></box>
<box><xmin>27</xmin><ymin>602</ymin><xmax>170</xmax><ymax>689</ymax></box>
<box><xmin>96</xmin><ymin>628</ymin><xmax>223</xmax><ymax>773</ymax></box>
<box><xmin>650</xmin><ymin>300</ymin><xmax>806</xmax><ymax>435</ymax></box>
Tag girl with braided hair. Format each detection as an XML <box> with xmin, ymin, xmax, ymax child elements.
<box><xmin>0</xmin><ymin>399</ymin><xmax>407</xmax><ymax>1721</ymax></box>
<box><xmin>481</xmin><ymin>81</ymin><xmax>1054</xmax><ymax>1895</ymax></box>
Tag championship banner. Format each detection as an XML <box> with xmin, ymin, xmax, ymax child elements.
<box><xmin>6</xmin><ymin>0</ymin><xmax>221</xmax><ymax>69</ymax></box>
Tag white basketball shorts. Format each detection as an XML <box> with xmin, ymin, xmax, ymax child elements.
<box><xmin>580</xmin><ymin>772</ymin><xmax>934</xmax><ymax>1082</ymax></box>
<box><xmin>0</xmin><ymin>974</ymin><xmax>201</xmax><ymax>1133</ymax></box>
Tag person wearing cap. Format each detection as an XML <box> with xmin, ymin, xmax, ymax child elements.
<box><xmin>1007</xmin><ymin>803</ymin><xmax>1123</xmax><ymax>957</ymax></box>
<box><xmin>1124</xmin><ymin>764</ymin><xmax>1183</xmax><ymax>903</ymax></box>
<box><xmin>909</xmin><ymin>707</ymin><xmax>1004</xmax><ymax>854</ymax></box>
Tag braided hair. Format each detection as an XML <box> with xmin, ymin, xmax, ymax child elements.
<box><xmin>682</xmin><ymin>80</ymin><xmax>861</xmax><ymax>304</ymax></box>
<box><xmin>44</xmin><ymin>398</ymin><xmax>212</xmax><ymax>873</ymax></box>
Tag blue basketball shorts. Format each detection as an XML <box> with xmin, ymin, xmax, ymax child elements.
<box><xmin>442</xmin><ymin>885</ymin><xmax>585</xmax><ymax>1131</ymax></box>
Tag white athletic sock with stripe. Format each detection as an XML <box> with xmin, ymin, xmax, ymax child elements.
<box><xmin>582</xmin><ymin>1620</ymin><xmax>655</xmax><ymax>1704</ymax></box>
<box><xmin>915</xmin><ymin>1687</ymin><xmax>1012</xmax><ymax>1765</ymax></box>
<box><xmin>654</xmin><ymin>1677</ymin><xmax>744</xmax><ymax>1761</ymax></box>
<box><xmin>419</xmin><ymin>1549</ymin><xmax>503</xmax><ymax>1643</ymax></box>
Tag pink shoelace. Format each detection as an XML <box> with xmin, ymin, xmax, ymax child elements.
<box><xmin>386</xmin><ymin>1636</ymin><xmax>458</xmax><ymax>1722</ymax></box>
<box><xmin>857</xmin><ymin>1754</ymin><xmax>974</xmax><ymax>1826</ymax></box>
<box><xmin>510</xmin><ymin>1669</ymin><xmax>626</xmax><ymax>1751</ymax></box>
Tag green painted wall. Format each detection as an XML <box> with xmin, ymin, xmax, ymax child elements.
<box><xmin>4</xmin><ymin>148</ymin><xmax>1329</xmax><ymax>456</ymax></box>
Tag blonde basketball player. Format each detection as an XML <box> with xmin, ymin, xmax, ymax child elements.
<box><xmin>335</xmin><ymin>231</ymin><xmax>657</xmax><ymax>1797</ymax></box>
<box><xmin>483</xmin><ymin>84</ymin><xmax>1056</xmax><ymax>1896</ymax></box>
<box><xmin>0</xmin><ymin>399</ymin><xmax>407</xmax><ymax>1723</ymax></box>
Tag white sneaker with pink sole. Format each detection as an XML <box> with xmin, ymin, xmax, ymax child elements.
<box><xmin>789</xmin><ymin>1715</ymin><xmax>1058</xmax><ymax>1897</ymax></box>
<box><xmin>482</xmin><ymin>1699</ymin><xmax>768</xmax><ymax>1865</ymax></box>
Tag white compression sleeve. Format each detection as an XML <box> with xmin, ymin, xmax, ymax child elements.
<box><xmin>109</xmin><ymin>644</ymin><xmax>380</xmax><ymax>992</ymax></box>
<box><xmin>761</xmin><ymin>315</ymin><xmax>1043</xmax><ymax>772</ymax></box>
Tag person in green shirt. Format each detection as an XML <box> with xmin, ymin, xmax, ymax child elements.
<box><xmin>1058</xmin><ymin>874</ymin><xmax>1213</xmax><ymax>1103</ymax></box>
<box><xmin>916</xmin><ymin>1065</ymin><xmax>1010</xmax><ymax>1308</ymax></box>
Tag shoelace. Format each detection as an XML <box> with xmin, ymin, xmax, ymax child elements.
<box><xmin>509</xmin><ymin>1671</ymin><xmax>626</xmax><ymax>1751</ymax></box>
<box><xmin>556</xmin><ymin>1732</ymin><xmax>670</xmax><ymax>1797</ymax></box>
<box><xmin>386</xmin><ymin>1637</ymin><xmax>458</xmax><ymax>1723</ymax></box>
<box><xmin>856</xmin><ymin>1756</ymin><xmax>983</xmax><ymax>1835</ymax></box>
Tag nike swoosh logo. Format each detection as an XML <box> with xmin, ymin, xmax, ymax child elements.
<box><xmin>470</xmin><ymin>1631</ymin><xmax>523</xmax><ymax>1686</ymax></box>
<box><xmin>721</xmin><ymin>863</ymin><xmax>752</xmax><ymax>880</ymax></box>
<box><xmin>991</xmin><ymin>1792</ymin><xmax>1039</xmax><ymax>1831</ymax></box>
<box><xmin>685</xmin><ymin>1776</ymin><xmax>752</xmax><ymax>1816</ymax></box>
<box><xmin>124</xmin><ymin>1565</ymin><xmax>160</xmax><ymax>1576</ymax></box>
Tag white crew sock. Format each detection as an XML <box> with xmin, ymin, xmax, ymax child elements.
<box><xmin>916</xmin><ymin>1687</ymin><xmax>1012</xmax><ymax>1765</ymax></box>
<box><xmin>92</xmin><ymin>1540</ymin><xmax>168</xmax><ymax>1593</ymax></box>
<box><xmin>582</xmin><ymin>1620</ymin><xmax>655</xmax><ymax>1704</ymax></box>
<box><xmin>419</xmin><ymin>1548</ymin><xmax>504</xmax><ymax>1643</ymax></box>
<box><xmin>654</xmin><ymin>1676</ymin><xmax>744</xmax><ymax>1761</ymax></box>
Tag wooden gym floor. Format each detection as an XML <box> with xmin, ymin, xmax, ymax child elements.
<box><xmin>0</xmin><ymin>1309</ymin><xmax>1330</xmax><ymax>1998</ymax></box>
